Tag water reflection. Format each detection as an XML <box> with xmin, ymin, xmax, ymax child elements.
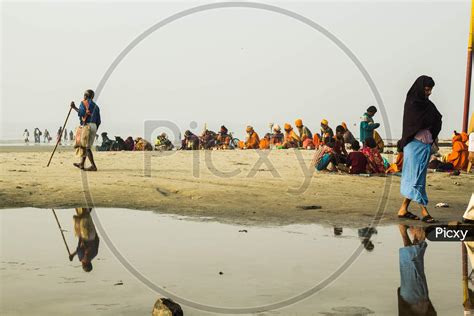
<box><xmin>358</xmin><ymin>227</ymin><xmax>378</xmax><ymax>252</ymax></box>
<box><xmin>398</xmin><ymin>224</ymin><xmax>436</xmax><ymax>316</ymax></box>
<box><xmin>68</xmin><ymin>208</ymin><xmax>100</xmax><ymax>272</ymax></box>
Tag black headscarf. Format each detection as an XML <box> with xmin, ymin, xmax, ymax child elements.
<box><xmin>400</xmin><ymin>75</ymin><xmax>442</xmax><ymax>148</ymax></box>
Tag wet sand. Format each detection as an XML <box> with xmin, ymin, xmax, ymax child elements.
<box><xmin>0</xmin><ymin>146</ymin><xmax>472</xmax><ymax>227</ymax></box>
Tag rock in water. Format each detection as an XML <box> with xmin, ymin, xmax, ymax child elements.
<box><xmin>152</xmin><ymin>298</ymin><xmax>183</xmax><ymax>316</ymax></box>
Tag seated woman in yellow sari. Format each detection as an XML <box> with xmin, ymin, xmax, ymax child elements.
<box><xmin>282</xmin><ymin>123</ymin><xmax>300</xmax><ymax>149</ymax></box>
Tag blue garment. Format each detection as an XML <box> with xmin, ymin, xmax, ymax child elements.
<box><xmin>400</xmin><ymin>139</ymin><xmax>431</xmax><ymax>206</ymax></box>
<box><xmin>316</xmin><ymin>153</ymin><xmax>332</xmax><ymax>171</ymax></box>
<box><xmin>359</xmin><ymin>112</ymin><xmax>380</xmax><ymax>144</ymax></box>
<box><xmin>399</xmin><ymin>242</ymin><xmax>429</xmax><ymax>304</ymax></box>
<box><xmin>78</xmin><ymin>99</ymin><xmax>101</xmax><ymax>128</ymax></box>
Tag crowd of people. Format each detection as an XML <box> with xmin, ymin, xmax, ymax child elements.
<box><xmin>22</xmin><ymin>126</ymin><xmax>95</xmax><ymax>145</ymax></box>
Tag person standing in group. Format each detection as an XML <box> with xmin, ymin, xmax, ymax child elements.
<box><xmin>43</xmin><ymin>129</ymin><xmax>50</xmax><ymax>143</ymax></box>
<box><xmin>57</xmin><ymin>126</ymin><xmax>62</xmax><ymax>145</ymax></box>
<box><xmin>34</xmin><ymin>127</ymin><xmax>41</xmax><ymax>143</ymax></box>
<box><xmin>360</xmin><ymin>106</ymin><xmax>380</xmax><ymax>145</ymax></box>
<box><xmin>69</xmin><ymin>130</ymin><xmax>74</xmax><ymax>142</ymax></box>
<box><xmin>23</xmin><ymin>129</ymin><xmax>30</xmax><ymax>144</ymax></box>
<box><xmin>70</xmin><ymin>89</ymin><xmax>101</xmax><ymax>171</ymax></box>
<box><xmin>63</xmin><ymin>128</ymin><xmax>68</xmax><ymax>143</ymax></box>
<box><xmin>397</xmin><ymin>75</ymin><xmax>442</xmax><ymax>223</ymax></box>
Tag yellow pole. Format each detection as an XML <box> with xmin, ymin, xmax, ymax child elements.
<box><xmin>463</xmin><ymin>0</ymin><xmax>474</xmax><ymax>132</ymax></box>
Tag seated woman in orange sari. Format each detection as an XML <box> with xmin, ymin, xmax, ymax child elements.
<box><xmin>259</xmin><ymin>133</ymin><xmax>271</xmax><ymax>149</ymax></box>
<box><xmin>282</xmin><ymin>123</ymin><xmax>300</xmax><ymax>149</ymax></box>
<box><xmin>386</xmin><ymin>141</ymin><xmax>404</xmax><ymax>174</ymax></box>
<box><xmin>445</xmin><ymin>132</ymin><xmax>469</xmax><ymax>170</ymax></box>
<box><xmin>238</xmin><ymin>126</ymin><xmax>260</xmax><ymax>149</ymax></box>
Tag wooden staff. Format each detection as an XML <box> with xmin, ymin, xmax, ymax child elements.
<box><xmin>46</xmin><ymin>107</ymin><xmax>72</xmax><ymax>167</ymax></box>
<box><xmin>51</xmin><ymin>208</ymin><xmax>71</xmax><ymax>258</ymax></box>
<box><xmin>463</xmin><ymin>0</ymin><xmax>474</xmax><ymax>132</ymax></box>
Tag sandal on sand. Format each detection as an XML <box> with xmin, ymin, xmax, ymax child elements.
<box><xmin>422</xmin><ymin>215</ymin><xmax>438</xmax><ymax>224</ymax></box>
<box><xmin>73</xmin><ymin>163</ymin><xmax>84</xmax><ymax>170</ymax></box>
<box><xmin>84</xmin><ymin>166</ymin><xmax>97</xmax><ymax>172</ymax></box>
<box><xmin>398</xmin><ymin>211</ymin><xmax>420</xmax><ymax>220</ymax></box>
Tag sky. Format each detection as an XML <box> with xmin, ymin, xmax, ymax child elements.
<box><xmin>1</xmin><ymin>0</ymin><xmax>472</xmax><ymax>142</ymax></box>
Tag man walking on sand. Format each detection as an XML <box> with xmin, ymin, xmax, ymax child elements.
<box><xmin>70</xmin><ymin>89</ymin><xmax>101</xmax><ymax>171</ymax></box>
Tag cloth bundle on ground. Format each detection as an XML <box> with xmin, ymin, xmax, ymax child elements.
<box><xmin>151</xmin><ymin>298</ymin><xmax>183</xmax><ymax>316</ymax></box>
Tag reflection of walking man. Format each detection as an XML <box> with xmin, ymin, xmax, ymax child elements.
<box><xmin>69</xmin><ymin>208</ymin><xmax>99</xmax><ymax>272</ymax></box>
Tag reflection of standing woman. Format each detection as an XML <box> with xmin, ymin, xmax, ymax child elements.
<box><xmin>397</xmin><ymin>76</ymin><xmax>442</xmax><ymax>223</ymax></box>
<box><xmin>398</xmin><ymin>225</ymin><xmax>436</xmax><ymax>315</ymax></box>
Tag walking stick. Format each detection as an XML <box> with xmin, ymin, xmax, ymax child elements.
<box><xmin>46</xmin><ymin>107</ymin><xmax>72</xmax><ymax>167</ymax></box>
<box><xmin>51</xmin><ymin>209</ymin><xmax>72</xmax><ymax>258</ymax></box>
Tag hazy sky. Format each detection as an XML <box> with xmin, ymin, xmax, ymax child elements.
<box><xmin>1</xmin><ymin>0</ymin><xmax>472</xmax><ymax>141</ymax></box>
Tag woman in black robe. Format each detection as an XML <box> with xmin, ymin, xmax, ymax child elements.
<box><xmin>397</xmin><ymin>75</ymin><xmax>442</xmax><ymax>223</ymax></box>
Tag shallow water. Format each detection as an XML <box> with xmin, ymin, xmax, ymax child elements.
<box><xmin>0</xmin><ymin>208</ymin><xmax>467</xmax><ymax>315</ymax></box>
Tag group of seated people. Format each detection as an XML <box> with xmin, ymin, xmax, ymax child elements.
<box><xmin>312</xmin><ymin>130</ymin><xmax>472</xmax><ymax>175</ymax></box>
<box><xmin>96</xmin><ymin>132</ymin><xmax>153</xmax><ymax>151</ymax></box>
<box><xmin>311</xmin><ymin>135</ymin><xmax>387</xmax><ymax>175</ymax></box>
<box><xmin>180</xmin><ymin>126</ymin><xmax>235</xmax><ymax>150</ymax></box>
<box><xmin>95</xmin><ymin>123</ymin><xmax>472</xmax><ymax>175</ymax></box>
<box><xmin>201</xmin><ymin>119</ymin><xmax>367</xmax><ymax>152</ymax></box>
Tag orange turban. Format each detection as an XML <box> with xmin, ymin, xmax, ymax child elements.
<box><xmin>295</xmin><ymin>119</ymin><xmax>303</xmax><ymax>128</ymax></box>
<box><xmin>284</xmin><ymin>123</ymin><xmax>292</xmax><ymax>131</ymax></box>
<box><xmin>321</xmin><ymin>119</ymin><xmax>328</xmax><ymax>126</ymax></box>
<box><xmin>341</xmin><ymin>122</ymin><xmax>347</xmax><ymax>130</ymax></box>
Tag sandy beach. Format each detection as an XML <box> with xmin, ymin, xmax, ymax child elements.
<box><xmin>1</xmin><ymin>146</ymin><xmax>472</xmax><ymax>227</ymax></box>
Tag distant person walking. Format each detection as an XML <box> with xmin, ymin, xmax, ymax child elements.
<box><xmin>63</xmin><ymin>128</ymin><xmax>68</xmax><ymax>143</ymax></box>
<box><xmin>57</xmin><ymin>126</ymin><xmax>62</xmax><ymax>145</ymax></box>
<box><xmin>397</xmin><ymin>75</ymin><xmax>442</xmax><ymax>223</ymax></box>
<box><xmin>34</xmin><ymin>127</ymin><xmax>42</xmax><ymax>143</ymax></box>
<box><xmin>70</xmin><ymin>89</ymin><xmax>101</xmax><ymax>171</ymax></box>
<box><xmin>69</xmin><ymin>130</ymin><xmax>74</xmax><ymax>141</ymax></box>
<box><xmin>360</xmin><ymin>106</ymin><xmax>380</xmax><ymax>145</ymax></box>
<box><xmin>23</xmin><ymin>129</ymin><xmax>30</xmax><ymax>144</ymax></box>
<box><xmin>43</xmin><ymin>129</ymin><xmax>50</xmax><ymax>143</ymax></box>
